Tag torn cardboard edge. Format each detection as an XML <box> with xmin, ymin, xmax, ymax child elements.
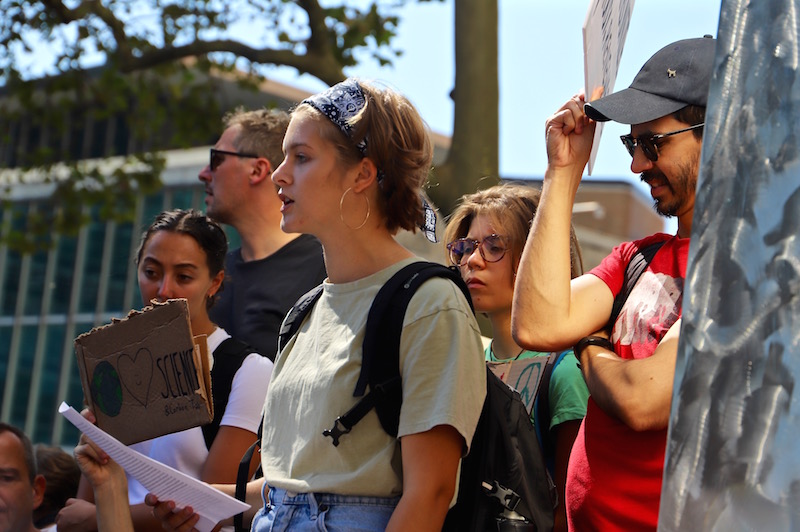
<box><xmin>75</xmin><ymin>299</ymin><xmax>213</xmax><ymax>445</ymax></box>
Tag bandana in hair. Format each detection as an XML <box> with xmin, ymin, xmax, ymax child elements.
<box><xmin>303</xmin><ymin>79</ymin><xmax>439</xmax><ymax>243</ymax></box>
<box><xmin>302</xmin><ymin>78</ymin><xmax>368</xmax><ymax>157</ymax></box>
<box><xmin>420</xmin><ymin>197</ymin><xmax>438</xmax><ymax>243</ymax></box>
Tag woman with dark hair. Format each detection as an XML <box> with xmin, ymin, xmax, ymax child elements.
<box><xmin>444</xmin><ymin>183</ymin><xmax>589</xmax><ymax>532</ymax></box>
<box><xmin>149</xmin><ymin>79</ymin><xmax>486</xmax><ymax>531</ymax></box>
<box><xmin>58</xmin><ymin>209</ymin><xmax>272</xmax><ymax>532</ymax></box>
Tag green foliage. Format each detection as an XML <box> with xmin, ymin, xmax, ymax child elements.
<box><xmin>0</xmin><ymin>0</ymin><xmax>412</xmax><ymax>252</ymax></box>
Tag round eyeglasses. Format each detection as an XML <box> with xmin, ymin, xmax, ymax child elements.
<box><xmin>446</xmin><ymin>234</ymin><xmax>509</xmax><ymax>266</ymax></box>
<box><xmin>620</xmin><ymin>123</ymin><xmax>704</xmax><ymax>162</ymax></box>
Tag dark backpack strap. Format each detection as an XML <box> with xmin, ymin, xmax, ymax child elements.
<box><xmin>278</xmin><ymin>284</ymin><xmax>324</xmax><ymax>352</ymax></box>
<box><xmin>321</xmin><ymin>262</ymin><xmax>472</xmax><ymax>445</ymax></box>
<box><xmin>233</xmin><ymin>284</ymin><xmax>326</xmax><ymax>529</ymax></box>
<box><xmin>534</xmin><ymin>350</ymin><xmax>570</xmax><ymax>474</ymax></box>
<box><xmin>234</xmin><ymin>415</ymin><xmax>264</xmax><ymax>532</ymax></box>
<box><xmin>202</xmin><ymin>337</ymin><xmax>257</xmax><ymax>449</ymax></box>
<box><xmin>606</xmin><ymin>240</ymin><xmax>666</xmax><ymax>332</ymax></box>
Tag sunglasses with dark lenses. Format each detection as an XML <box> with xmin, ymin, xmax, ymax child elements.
<box><xmin>447</xmin><ymin>234</ymin><xmax>509</xmax><ymax>266</ymax></box>
<box><xmin>620</xmin><ymin>123</ymin><xmax>704</xmax><ymax>162</ymax></box>
<box><xmin>210</xmin><ymin>148</ymin><xmax>260</xmax><ymax>171</ymax></box>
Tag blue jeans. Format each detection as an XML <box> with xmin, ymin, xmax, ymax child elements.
<box><xmin>251</xmin><ymin>485</ymin><xmax>400</xmax><ymax>531</ymax></box>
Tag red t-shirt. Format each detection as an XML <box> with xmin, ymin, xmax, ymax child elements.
<box><xmin>566</xmin><ymin>233</ymin><xmax>689</xmax><ymax>531</ymax></box>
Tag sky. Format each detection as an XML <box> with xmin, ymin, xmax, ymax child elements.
<box><xmin>263</xmin><ymin>0</ymin><xmax>723</xmax><ymax>199</ymax></box>
<box><xmin>14</xmin><ymin>0</ymin><xmax>723</xmax><ymax>218</ymax></box>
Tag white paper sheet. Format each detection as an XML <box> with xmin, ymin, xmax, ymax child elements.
<box><xmin>59</xmin><ymin>402</ymin><xmax>250</xmax><ymax>532</ymax></box>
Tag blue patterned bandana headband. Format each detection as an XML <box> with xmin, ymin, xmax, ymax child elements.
<box><xmin>302</xmin><ymin>78</ymin><xmax>368</xmax><ymax>157</ymax></box>
<box><xmin>302</xmin><ymin>79</ymin><xmax>439</xmax><ymax>242</ymax></box>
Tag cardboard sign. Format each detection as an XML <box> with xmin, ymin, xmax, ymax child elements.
<box><xmin>74</xmin><ymin>299</ymin><xmax>213</xmax><ymax>445</ymax></box>
<box><xmin>582</xmin><ymin>0</ymin><xmax>636</xmax><ymax>174</ymax></box>
<box><xmin>487</xmin><ymin>354</ymin><xmax>555</xmax><ymax>415</ymax></box>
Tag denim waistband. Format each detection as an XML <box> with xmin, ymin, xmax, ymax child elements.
<box><xmin>267</xmin><ymin>486</ymin><xmax>401</xmax><ymax>508</ymax></box>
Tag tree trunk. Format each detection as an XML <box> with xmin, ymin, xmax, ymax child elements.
<box><xmin>429</xmin><ymin>0</ymin><xmax>499</xmax><ymax>216</ymax></box>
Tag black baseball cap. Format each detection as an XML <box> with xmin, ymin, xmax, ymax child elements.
<box><xmin>585</xmin><ymin>35</ymin><xmax>716</xmax><ymax>124</ymax></box>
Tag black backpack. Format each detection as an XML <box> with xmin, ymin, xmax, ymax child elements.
<box><xmin>202</xmin><ymin>337</ymin><xmax>259</xmax><ymax>449</ymax></box>
<box><xmin>274</xmin><ymin>261</ymin><xmax>557</xmax><ymax>531</ymax></box>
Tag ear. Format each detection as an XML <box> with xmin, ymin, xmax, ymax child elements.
<box><xmin>207</xmin><ymin>270</ymin><xmax>225</xmax><ymax>299</ymax></box>
<box><xmin>32</xmin><ymin>474</ymin><xmax>46</xmax><ymax>510</ymax></box>
<box><xmin>351</xmin><ymin>157</ymin><xmax>378</xmax><ymax>194</ymax></box>
<box><xmin>249</xmin><ymin>157</ymin><xmax>274</xmax><ymax>185</ymax></box>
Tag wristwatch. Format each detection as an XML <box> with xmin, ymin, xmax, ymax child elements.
<box><xmin>574</xmin><ymin>335</ymin><xmax>614</xmax><ymax>357</ymax></box>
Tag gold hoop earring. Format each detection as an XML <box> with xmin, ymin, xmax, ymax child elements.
<box><xmin>339</xmin><ymin>187</ymin><xmax>370</xmax><ymax>230</ymax></box>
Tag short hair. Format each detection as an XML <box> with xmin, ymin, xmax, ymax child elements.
<box><xmin>444</xmin><ymin>183</ymin><xmax>584</xmax><ymax>279</ymax></box>
<box><xmin>223</xmin><ymin>108</ymin><xmax>290</xmax><ymax>170</ymax></box>
<box><xmin>673</xmin><ymin>105</ymin><xmax>706</xmax><ymax>139</ymax></box>
<box><xmin>0</xmin><ymin>422</ymin><xmax>37</xmax><ymax>483</ymax></box>
<box><xmin>294</xmin><ymin>80</ymin><xmax>434</xmax><ymax>235</ymax></box>
<box><xmin>33</xmin><ymin>445</ymin><xmax>81</xmax><ymax>528</ymax></box>
<box><xmin>135</xmin><ymin>209</ymin><xmax>228</xmax><ymax>308</ymax></box>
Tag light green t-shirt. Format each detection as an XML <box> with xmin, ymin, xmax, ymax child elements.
<box><xmin>485</xmin><ymin>347</ymin><xmax>588</xmax><ymax>430</ymax></box>
<box><xmin>262</xmin><ymin>258</ymin><xmax>486</xmax><ymax>497</ymax></box>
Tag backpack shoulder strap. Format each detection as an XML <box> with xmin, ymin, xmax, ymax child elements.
<box><xmin>202</xmin><ymin>337</ymin><xmax>256</xmax><ymax>449</ymax></box>
<box><xmin>278</xmin><ymin>283</ymin><xmax>324</xmax><ymax>352</ymax></box>
<box><xmin>321</xmin><ymin>261</ymin><xmax>472</xmax><ymax>446</ymax></box>
<box><xmin>606</xmin><ymin>240</ymin><xmax>666</xmax><ymax>331</ymax></box>
<box><xmin>533</xmin><ymin>350</ymin><xmax>570</xmax><ymax>473</ymax></box>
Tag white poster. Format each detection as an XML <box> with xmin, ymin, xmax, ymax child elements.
<box><xmin>582</xmin><ymin>0</ymin><xmax>635</xmax><ymax>174</ymax></box>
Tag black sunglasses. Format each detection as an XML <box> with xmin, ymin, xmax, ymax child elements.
<box><xmin>210</xmin><ymin>148</ymin><xmax>260</xmax><ymax>171</ymax></box>
<box><xmin>620</xmin><ymin>123</ymin><xmax>704</xmax><ymax>162</ymax></box>
<box><xmin>446</xmin><ymin>234</ymin><xmax>509</xmax><ymax>266</ymax></box>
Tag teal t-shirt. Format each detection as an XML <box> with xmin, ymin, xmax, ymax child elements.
<box><xmin>485</xmin><ymin>347</ymin><xmax>589</xmax><ymax>431</ymax></box>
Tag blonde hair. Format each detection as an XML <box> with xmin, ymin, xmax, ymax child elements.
<box><xmin>294</xmin><ymin>80</ymin><xmax>433</xmax><ymax>234</ymax></box>
<box><xmin>444</xmin><ymin>183</ymin><xmax>584</xmax><ymax>278</ymax></box>
<box><xmin>223</xmin><ymin>108</ymin><xmax>290</xmax><ymax>170</ymax></box>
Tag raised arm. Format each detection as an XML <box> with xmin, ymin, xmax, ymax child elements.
<box><xmin>577</xmin><ymin>319</ymin><xmax>681</xmax><ymax>431</ymax></box>
<box><xmin>512</xmin><ymin>91</ymin><xmax>612</xmax><ymax>350</ymax></box>
<box><xmin>72</xmin><ymin>436</ymin><xmax>134</xmax><ymax>532</ymax></box>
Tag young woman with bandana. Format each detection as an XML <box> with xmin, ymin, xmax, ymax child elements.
<box><xmin>444</xmin><ymin>184</ymin><xmax>589</xmax><ymax>532</ymax></box>
<box><xmin>147</xmin><ymin>79</ymin><xmax>486</xmax><ymax>531</ymax></box>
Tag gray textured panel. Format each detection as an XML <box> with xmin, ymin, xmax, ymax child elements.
<box><xmin>660</xmin><ymin>1</ymin><xmax>800</xmax><ymax>530</ymax></box>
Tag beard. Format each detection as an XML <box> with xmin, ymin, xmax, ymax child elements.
<box><xmin>641</xmin><ymin>151</ymin><xmax>699</xmax><ymax>217</ymax></box>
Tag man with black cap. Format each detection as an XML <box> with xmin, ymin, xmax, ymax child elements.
<box><xmin>511</xmin><ymin>36</ymin><xmax>716</xmax><ymax>530</ymax></box>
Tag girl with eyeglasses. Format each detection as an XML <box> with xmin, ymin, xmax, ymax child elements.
<box><xmin>147</xmin><ymin>79</ymin><xmax>486</xmax><ymax>531</ymax></box>
<box><xmin>444</xmin><ymin>183</ymin><xmax>589</xmax><ymax>532</ymax></box>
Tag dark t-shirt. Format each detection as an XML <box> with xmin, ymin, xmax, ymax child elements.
<box><xmin>209</xmin><ymin>234</ymin><xmax>326</xmax><ymax>361</ymax></box>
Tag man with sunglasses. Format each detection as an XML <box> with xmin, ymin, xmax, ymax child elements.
<box><xmin>200</xmin><ymin>108</ymin><xmax>326</xmax><ymax>361</ymax></box>
<box><xmin>511</xmin><ymin>36</ymin><xmax>716</xmax><ymax>530</ymax></box>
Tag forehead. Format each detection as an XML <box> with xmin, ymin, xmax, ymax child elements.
<box><xmin>466</xmin><ymin>213</ymin><xmax>499</xmax><ymax>237</ymax></box>
<box><xmin>284</xmin><ymin>112</ymin><xmax>327</xmax><ymax>146</ymax></box>
<box><xmin>216</xmin><ymin>125</ymin><xmax>241</xmax><ymax>148</ymax></box>
<box><xmin>0</xmin><ymin>431</ymin><xmax>28</xmax><ymax>474</ymax></box>
<box><xmin>141</xmin><ymin>231</ymin><xmax>204</xmax><ymax>262</ymax></box>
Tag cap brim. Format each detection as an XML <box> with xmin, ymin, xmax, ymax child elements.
<box><xmin>584</xmin><ymin>87</ymin><xmax>689</xmax><ymax>124</ymax></box>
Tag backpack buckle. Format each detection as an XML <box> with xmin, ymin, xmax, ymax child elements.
<box><xmin>322</xmin><ymin>417</ymin><xmax>351</xmax><ymax>447</ymax></box>
<box><xmin>482</xmin><ymin>480</ymin><xmax>521</xmax><ymax>512</ymax></box>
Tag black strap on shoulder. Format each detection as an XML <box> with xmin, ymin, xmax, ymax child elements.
<box><xmin>234</xmin><ymin>285</ymin><xmax>326</xmax><ymax>531</ymax></box>
<box><xmin>321</xmin><ymin>262</ymin><xmax>472</xmax><ymax>446</ymax></box>
<box><xmin>535</xmin><ymin>350</ymin><xmax>569</xmax><ymax>468</ymax></box>
<box><xmin>234</xmin><ymin>416</ymin><xmax>264</xmax><ymax>532</ymax></box>
<box><xmin>278</xmin><ymin>284</ymin><xmax>324</xmax><ymax>352</ymax></box>
<box><xmin>606</xmin><ymin>240</ymin><xmax>666</xmax><ymax>332</ymax></box>
<box><xmin>202</xmin><ymin>337</ymin><xmax>257</xmax><ymax>450</ymax></box>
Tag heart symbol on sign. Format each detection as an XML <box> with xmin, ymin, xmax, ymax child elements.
<box><xmin>117</xmin><ymin>348</ymin><xmax>154</xmax><ymax>407</ymax></box>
